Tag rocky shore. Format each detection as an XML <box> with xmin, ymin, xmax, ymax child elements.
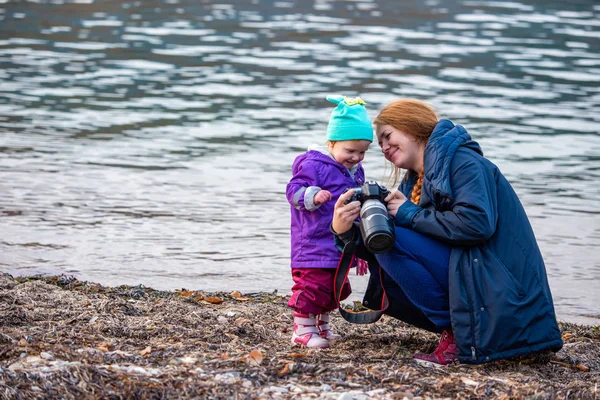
<box><xmin>0</xmin><ymin>273</ymin><xmax>598</xmax><ymax>399</ymax></box>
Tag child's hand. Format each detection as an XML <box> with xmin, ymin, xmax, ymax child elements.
<box><xmin>314</xmin><ymin>190</ymin><xmax>332</xmax><ymax>205</ymax></box>
<box><xmin>356</xmin><ymin>258</ymin><xmax>369</xmax><ymax>276</ymax></box>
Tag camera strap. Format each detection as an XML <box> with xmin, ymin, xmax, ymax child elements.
<box><xmin>334</xmin><ymin>242</ymin><xmax>389</xmax><ymax>324</ymax></box>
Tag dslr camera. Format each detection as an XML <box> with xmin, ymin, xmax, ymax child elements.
<box><xmin>344</xmin><ymin>181</ymin><xmax>395</xmax><ymax>253</ymax></box>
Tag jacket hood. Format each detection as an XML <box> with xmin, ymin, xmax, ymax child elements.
<box><xmin>294</xmin><ymin>147</ymin><xmax>339</xmax><ymax>169</ymax></box>
<box><xmin>424</xmin><ymin>119</ymin><xmax>483</xmax><ymax>200</ymax></box>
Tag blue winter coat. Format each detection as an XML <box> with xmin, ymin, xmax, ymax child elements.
<box><xmin>347</xmin><ymin>120</ymin><xmax>563</xmax><ymax>364</ymax></box>
<box><xmin>287</xmin><ymin>148</ymin><xmax>365</xmax><ymax>269</ymax></box>
<box><xmin>396</xmin><ymin>119</ymin><xmax>563</xmax><ymax>363</ymax></box>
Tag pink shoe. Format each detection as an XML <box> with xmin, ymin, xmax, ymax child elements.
<box><xmin>317</xmin><ymin>312</ymin><xmax>341</xmax><ymax>341</ymax></box>
<box><xmin>291</xmin><ymin>312</ymin><xmax>329</xmax><ymax>349</ymax></box>
<box><xmin>413</xmin><ymin>330</ymin><xmax>458</xmax><ymax>367</ymax></box>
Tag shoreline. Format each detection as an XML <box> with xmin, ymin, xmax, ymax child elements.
<box><xmin>1</xmin><ymin>273</ymin><xmax>598</xmax><ymax>399</ymax></box>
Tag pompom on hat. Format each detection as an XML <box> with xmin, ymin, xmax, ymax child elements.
<box><xmin>326</xmin><ymin>95</ymin><xmax>373</xmax><ymax>142</ymax></box>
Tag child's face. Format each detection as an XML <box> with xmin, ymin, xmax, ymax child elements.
<box><xmin>328</xmin><ymin>140</ymin><xmax>371</xmax><ymax>170</ymax></box>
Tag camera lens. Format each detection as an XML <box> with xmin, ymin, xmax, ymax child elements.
<box><xmin>365</xmin><ymin>232</ymin><xmax>394</xmax><ymax>253</ymax></box>
<box><xmin>359</xmin><ymin>200</ymin><xmax>395</xmax><ymax>253</ymax></box>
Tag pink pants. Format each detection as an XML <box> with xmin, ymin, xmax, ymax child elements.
<box><xmin>287</xmin><ymin>268</ymin><xmax>351</xmax><ymax>315</ymax></box>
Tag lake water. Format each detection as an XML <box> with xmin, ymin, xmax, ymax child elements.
<box><xmin>1</xmin><ymin>0</ymin><xmax>599</xmax><ymax>325</ymax></box>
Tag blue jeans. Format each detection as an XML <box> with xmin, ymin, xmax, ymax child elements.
<box><xmin>374</xmin><ymin>226</ymin><xmax>451</xmax><ymax>332</ymax></box>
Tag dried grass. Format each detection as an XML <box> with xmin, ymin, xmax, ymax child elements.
<box><xmin>0</xmin><ymin>272</ymin><xmax>598</xmax><ymax>399</ymax></box>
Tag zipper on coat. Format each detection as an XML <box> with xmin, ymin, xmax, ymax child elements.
<box><xmin>461</xmin><ymin>260</ymin><xmax>478</xmax><ymax>361</ymax></box>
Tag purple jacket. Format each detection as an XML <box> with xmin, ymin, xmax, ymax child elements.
<box><xmin>286</xmin><ymin>148</ymin><xmax>365</xmax><ymax>269</ymax></box>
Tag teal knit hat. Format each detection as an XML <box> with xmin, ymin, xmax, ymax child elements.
<box><xmin>326</xmin><ymin>95</ymin><xmax>373</xmax><ymax>142</ymax></box>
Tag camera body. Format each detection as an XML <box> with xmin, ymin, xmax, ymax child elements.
<box><xmin>346</xmin><ymin>180</ymin><xmax>390</xmax><ymax>205</ymax></box>
<box><xmin>345</xmin><ymin>181</ymin><xmax>395</xmax><ymax>253</ymax></box>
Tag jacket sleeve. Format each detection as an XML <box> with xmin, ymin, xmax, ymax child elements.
<box><xmin>286</xmin><ymin>160</ymin><xmax>322</xmax><ymax>212</ymax></box>
<box><xmin>395</xmin><ymin>155</ymin><xmax>498</xmax><ymax>246</ymax></box>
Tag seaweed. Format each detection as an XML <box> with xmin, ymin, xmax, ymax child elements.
<box><xmin>1</xmin><ymin>273</ymin><xmax>598</xmax><ymax>399</ymax></box>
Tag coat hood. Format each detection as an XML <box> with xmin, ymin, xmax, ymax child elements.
<box><xmin>424</xmin><ymin>119</ymin><xmax>483</xmax><ymax>201</ymax></box>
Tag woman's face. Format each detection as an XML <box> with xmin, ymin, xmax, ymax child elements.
<box><xmin>376</xmin><ymin>124</ymin><xmax>425</xmax><ymax>171</ymax></box>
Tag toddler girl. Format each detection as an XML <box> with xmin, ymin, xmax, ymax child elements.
<box><xmin>285</xmin><ymin>95</ymin><xmax>373</xmax><ymax>349</ymax></box>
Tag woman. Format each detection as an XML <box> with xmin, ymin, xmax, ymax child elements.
<box><xmin>331</xmin><ymin>99</ymin><xmax>563</xmax><ymax>366</ymax></box>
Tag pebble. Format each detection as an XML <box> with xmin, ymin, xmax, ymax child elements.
<box><xmin>267</xmin><ymin>386</ymin><xmax>289</xmax><ymax>393</ymax></box>
<box><xmin>320</xmin><ymin>384</ymin><xmax>332</xmax><ymax>392</ymax></box>
<box><xmin>174</xmin><ymin>356</ymin><xmax>197</xmax><ymax>364</ymax></box>
<box><xmin>336</xmin><ymin>392</ymin><xmax>370</xmax><ymax>400</ymax></box>
<box><xmin>213</xmin><ymin>372</ymin><xmax>240</xmax><ymax>384</ymax></box>
<box><xmin>242</xmin><ymin>380</ymin><xmax>253</xmax><ymax>388</ymax></box>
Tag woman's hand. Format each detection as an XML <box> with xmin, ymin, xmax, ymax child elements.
<box><xmin>384</xmin><ymin>189</ymin><xmax>407</xmax><ymax>218</ymax></box>
<box><xmin>332</xmin><ymin>189</ymin><xmax>361</xmax><ymax>235</ymax></box>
